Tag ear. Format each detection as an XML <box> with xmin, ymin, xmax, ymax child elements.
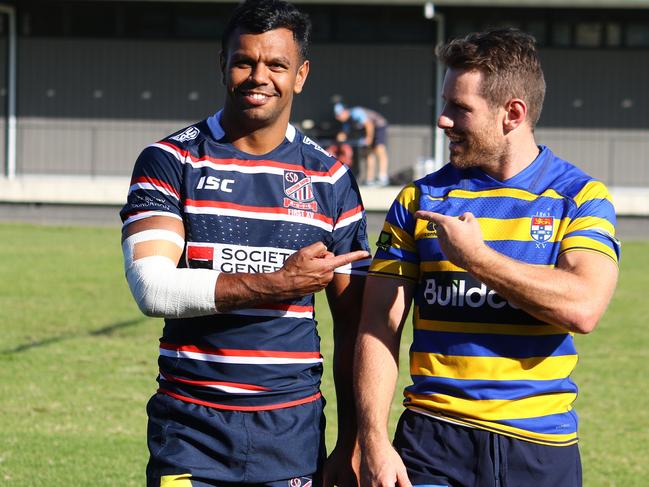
<box><xmin>503</xmin><ymin>98</ymin><xmax>527</xmax><ymax>133</ymax></box>
<box><xmin>293</xmin><ymin>60</ymin><xmax>310</xmax><ymax>95</ymax></box>
<box><xmin>219</xmin><ymin>51</ymin><xmax>226</xmax><ymax>85</ymax></box>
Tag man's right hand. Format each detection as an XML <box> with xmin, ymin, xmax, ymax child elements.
<box><xmin>360</xmin><ymin>441</ymin><xmax>412</xmax><ymax>487</ymax></box>
<box><xmin>276</xmin><ymin>241</ymin><xmax>369</xmax><ymax>296</ymax></box>
<box><xmin>216</xmin><ymin>242</ymin><xmax>369</xmax><ymax>311</ymax></box>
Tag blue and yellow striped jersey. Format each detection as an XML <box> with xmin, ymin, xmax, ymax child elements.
<box><xmin>369</xmin><ymin>146</ymin><xmax>620</xmax><ymax>446</ymax></box>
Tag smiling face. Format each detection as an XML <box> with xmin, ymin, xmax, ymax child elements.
<box><xmin>220</xmin><ymin>27</ymin><xmax>309</xmax><ymax>135</ymax></box>
<box><xmin>438</xmin><ymin>68</ymin><xmax>509</xmax><ymax>171</ymax></box>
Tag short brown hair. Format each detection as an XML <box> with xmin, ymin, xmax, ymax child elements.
<box><xmin>436</xmin><ymin>28</ymin><xmax>546</xmax><ymax>127</ymax></box>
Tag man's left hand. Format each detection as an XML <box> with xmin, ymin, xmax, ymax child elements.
<box><xmin>322</xmin><ymin>442</ymin><xmax>360</xmax><ymax>487</ymax></box>
<box><xmin>415</xmin><ymin>210</ymin><xmax>488</xmax><ymax>270</ymax></box>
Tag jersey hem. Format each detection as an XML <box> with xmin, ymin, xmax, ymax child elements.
<box><xmin>159</xmin><ymin>388</ymin><xmax>322</xmax><ymax>411</ymax></box>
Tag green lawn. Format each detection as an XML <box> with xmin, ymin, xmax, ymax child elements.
<box><xmin>0</xmin><ymin>223</ymin><xmax>646</xmax><ymax>486</ymax></box>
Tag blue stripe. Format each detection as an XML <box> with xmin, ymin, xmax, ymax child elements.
<box><xmin>408</xmin><ymin>375</ymin><xmax>577</xmax><ymax>401</ymax></box>
<box><xmin>386</xmin><ymin>200</ymin><xmax>416</xmax><ymax>234</ymax></box>
<box><xmin>420</xmin><ymin>195</ymin><xmax>568</xmax><ymax>220</ymax></box>
<box><xmin>412</xmin><ymin>330</ymin><xmax>576</xmax><ymax>358</ymax></box>
<box><xmin>577</xmin><ymin>197</ymin><xmax>616</xmax><ymax>221</ymax></box>
<box><xmin>497</xmin><ymin>410</ymin><xmax>579</xmax><ymax>435</ymax></box>
<box><xmin>375</xmin><ymin>246</ymin><xmax>419</xmax><ymax>263</ymax></box>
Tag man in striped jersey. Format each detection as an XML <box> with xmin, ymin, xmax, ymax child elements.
<box><xmin>355</xmin><ymin>28</ymin><xmax>619</xmax><ymax>487</ymax></box>
<box><xmin>120</xmin><ymin>1</ymin><xmax>370</xmax><ymax>485</ymax></box>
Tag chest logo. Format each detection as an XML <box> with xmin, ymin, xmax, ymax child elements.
<box><xmin>283</xmin><ymin>170</ymin><xmax>318</xmax><ymax>212</ymax></box>
<box><xmin>530</xmin><ymin>215</ymin><xmax>554</xmax><ymax>246</ymax></box>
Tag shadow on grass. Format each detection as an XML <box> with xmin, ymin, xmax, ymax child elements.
<box><xmin>1</xmin><ymin>317</ymin><xmax>147</xmax><ymax>354</ymax></box>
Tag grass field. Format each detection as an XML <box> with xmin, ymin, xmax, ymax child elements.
<box><xmin>0</xmin><ymin>223</ymin><xmax>647</xmax><ymax>486</ymax></box>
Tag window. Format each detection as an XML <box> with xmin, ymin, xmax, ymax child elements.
<box><xmin>575</xmin><ymin>22</ymin><xmax>603</xmax><ymax>47</ymax></box>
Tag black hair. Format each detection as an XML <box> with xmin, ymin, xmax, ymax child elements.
<box><xmin>221</xmin><ymin>0</ymin><xmax>311</xmax><ymax>60</ymax></box>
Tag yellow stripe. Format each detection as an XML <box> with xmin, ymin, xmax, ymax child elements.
<box><xmin>478</xmin><ymin>217</ymin><xmax>567</xmax><ymax>242</ymax></box>
<box><xmin>567</xmin><ymin>216</ymin><xmax>616</xmax><ymax>236</ymax></box>
<box><xmin>395</xmin><ymin>183</ymin><xmax>421</xmax><ymax>213</ymax></box>
<box><xmin>436</xmin><ymin>187</ymin><xmax>565</xmax><ymax>202</ymax></box>
<box><xmin>405</xmin><ymin>391</ymin><xmax>576</xmax><ymax>423</ymax></box>
<box><xmin>420</xmin><ymin>260</ymin><xmax>464</xmax><ymax>272</ymax></box>
<box><xmin>369</xmin><ymin>258</ymin><xmax>420</xmax><ymax>279</ymax></box>
<box><xmin>560</xmin><ymin>235</ymin><xmax>618</xmax><ymax>262</ymax></box>
<box><xmin>410</xmin><ymin>352</ymin><xmax>578</xmax><ymax>381</ymax></box>
<box><xmin>160</xmin><ymin>474</ymin><xmax>193</xmax><ymax>486</ymax></box>
<box><xmin>573</xmin><ymin>180</ymin><xmax>614</xmax><ymax>207</ymax></box>
<box><xmin>405</xmin><ymin>406</ymin><xmax>578</xmax><ymax>446</ymax></box>
<box><xmin>383</xmin><ymin>222</ymin><xmax>417</xmax><ymax>253</ymax></box>
<box><xmin>415</xmin><ymin>318</ymin><xmax>568</xmax><ymax>336</ymax></box>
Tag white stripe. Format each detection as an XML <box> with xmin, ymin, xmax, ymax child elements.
<box><xmin>334</xmin><ymin>258</ymin><xmax>372</xmax><ymax>275</ymax></box>
<box><xmin>129</xmin><ymin>182</ymin><xmax>180</xmax><ymax>200</ymax></box>
<box><xmin>228</xmin><ymin>308</ymin><xmax>314</xmax><ymax>319</ymax></box>
<box><xmin>311</xmin><ymin>164</ymin><xmax>349</xmax><ymax>185</ymax></box>
<box><xmin>159</xmin><ymin>373</ymin><xmax>265</xmax><ymax>394</ymax></box>
<box><xmin>334</xmin><ymin>210</ymin><xmax>364</xmax><ymax>231</ymax></box>
<box><xmin>150</xmin><ymin>142</ymin><xmax>185</xmax><ymax>162</ymax></box>
<box><xmin>122</xmin><ymin>211</ymin><xmax>183</xmax><ymax>227</ymax></box>
<box><xmin>150</xmin><ymin>141</ymin><xmax>346</xmax><ymax>185</ymax></box>
<box><xmin>160</xmin><ymin>348</ymin><xmax>323</xmax><ymax>365</ymax></box>
<box><xmin>126</xmin><ymin>229</ymin><xmax>185</xmax><ymax>248</ymax></box>
<box><xmin>184</xmin><ymin>205</ymin><xmax>334</xmax><ymax>232</ymax></box>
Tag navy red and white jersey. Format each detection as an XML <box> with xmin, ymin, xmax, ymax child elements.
<box><xmin>370</xmin><ymin>146</ymin><xmax>620</xmax><ymax>446</ymax></box>
<box><xmin>121</xmin><ymin>110</ymin><xmax>370</xmax><ymax>410</ymax></box>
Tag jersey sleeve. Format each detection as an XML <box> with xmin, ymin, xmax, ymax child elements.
<box><xmin>560</xmin><ymin>180</ymin><xmax>621</xmax><ymax>263</ymax></box>
<box><xmin>330</xmin><ymin>164</ymin><xmax>371</xmax><ymax>275</ymax></box>
<box><xmin>369</xmin><ymin>183</ymin><xmax>420</xmax><ymax>281</ymax></box>
<box><xmin>120</xmin><ymin>142</ymin><xmax>184</xmax><ymax>228</ymax></box>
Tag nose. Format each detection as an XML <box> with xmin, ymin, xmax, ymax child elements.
<box><xmin>249</xmin><ymin>63</ymin><xmax>270</xmax><ymax>84</ymax></box>
<box><xmin>437</xmin><ymin>105</ymin><xmax>453</xmax><ymax>129</ymax></box>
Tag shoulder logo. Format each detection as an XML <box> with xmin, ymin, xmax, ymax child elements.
<box><xmin>302</xmin><ymin>135</ymin><xmax>331</xmax><ymax>157</ymax></box>
<box><xmin>283</xmin><ymin>170</ymin><xmax>318</xmax><ymax>212</ymax></box>
<box><xmin>530</xmin><ymin>213</ymin><xmax>554</xmax><ymax>248</ymax></box>
<box><xmin>170</xmin><ymin>126</ymin><xmax>200</xmax><ymax>143</ymax></box>
<box><xmin>376</xmin><ymin>231</ymin><xmax>393</xmax><ymax>251</ymax></box>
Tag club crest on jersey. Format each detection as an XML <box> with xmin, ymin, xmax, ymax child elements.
<box><xmin>283</xmin><ymin>170</ymin><xmax>318</xmax><ymax>212</ymax></box>
<box><xmin>170</xmin><ymin>126</ymin><xmax>199</xmax><ymax>143</ymax></box>
<box><xmin>288</xmin><ymin>477</ymin><xmax>312</xmax><ymax>487</ymax></box>
<box><xmin>530</xmin><ymin>214</ymin><xmax>554</xmax><ymax>245</ymax></box>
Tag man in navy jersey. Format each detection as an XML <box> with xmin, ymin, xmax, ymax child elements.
<box><xmin>120</xmin><ymin>1</ymin><xmax>370</xmax><ymax>485</ymax></box>
<box><xmin>355</xmin><ymin>29</ymin><xmax>619</xmax><ymax>487</ymax></box>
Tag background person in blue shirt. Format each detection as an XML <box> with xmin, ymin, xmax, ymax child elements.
<box><xmin>335</xmin><ymin>102</ymin><xmax>390</xmax><ymax>186</ymax></box>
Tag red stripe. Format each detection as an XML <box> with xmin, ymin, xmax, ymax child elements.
<box><xmin>161</xmin><ymin>373</ymin><xmax>270</xmax><ymax>391</ymax></box>
<box><xmin>336</xmin><ymin>204</ymin><xmax>364</xmax><ymax>224</ymax></box>
<box><xmin>159</xmin><ymin>389</ymin><xmax>322</xmax><ymax>411</ymax></box>
<box><xmin>185</xmin><ymin>199</ymin><xmax>334</xmax><ymax>225</ymax></box>
<box><xmin>157</xmin><ymin>141</ymin><xmax>343</xmax><ymax>178</ymax></box>
<box><xmin>255</xmin><ymin>303</ymin><xmax>313</xmax><ymax>313</ymax></box>
<box><xmin>160</xmin><ymin>343</ymin><xmax>322</xmax><ymax>359</ymax></box>
<box><xmin>187</xmin><ymin>245</ymin><xmax>214</xmax><ymax>261</ymax></box>
<box><xmin>131</xmin><ymin>176</ymin><xmax>180</xmax><ymax>199</ymax></box>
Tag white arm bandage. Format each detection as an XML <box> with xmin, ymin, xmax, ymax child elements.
<box><xmin>122</xmin><ymin>229</ymin><xmax>220</xmax><ymax>318</ymax></box>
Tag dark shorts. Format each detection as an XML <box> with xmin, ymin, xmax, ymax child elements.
<box><xmin>146</xmin><ymin>393</ymin><xmax>326</xmax><ymax>486</ymax></box>
<box><xmin>393</xmin><ymin>409</ymin><xmax>582</xmax><ymax>487</ymax></box>
<box><xmin>372</xmin><ymin>125</ymin><xmax>388</xmax><ymax>147</ymax></box>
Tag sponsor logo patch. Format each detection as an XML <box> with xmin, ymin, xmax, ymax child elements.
<box><xmin>186</xmin><ymin>242</ymin><xmax>295</xmax><ymax>273</ymax></box>
<box><xmin>170</xmin><ymin>126</ymin><xmax>200</xmax><ymax>143</ymax></box>
<box><xmin>283</xmin><ymin>170</ymin><xmax>318</xmax><ymax>212</ymax></box>
<box><xmin>376</xmin><ymin>231</ymin><xmax>392</xmax><ymax>251</ymax></box>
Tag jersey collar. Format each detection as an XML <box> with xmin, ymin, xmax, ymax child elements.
<box><xmin>207</xmin><ymin>110</ymin><xmax>297</xmax><ymax>143</ymax></box>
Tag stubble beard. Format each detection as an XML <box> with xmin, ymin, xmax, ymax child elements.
<box><xmin>449</xmin><ymin>122</ymin><xmax>508</xmax><ymax>171</ymax></box>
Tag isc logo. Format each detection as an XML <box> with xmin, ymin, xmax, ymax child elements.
<box><xmin>196</xmin><ymin>176</ymin><xmax>234</xmax><ymax>193</ymax></box>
